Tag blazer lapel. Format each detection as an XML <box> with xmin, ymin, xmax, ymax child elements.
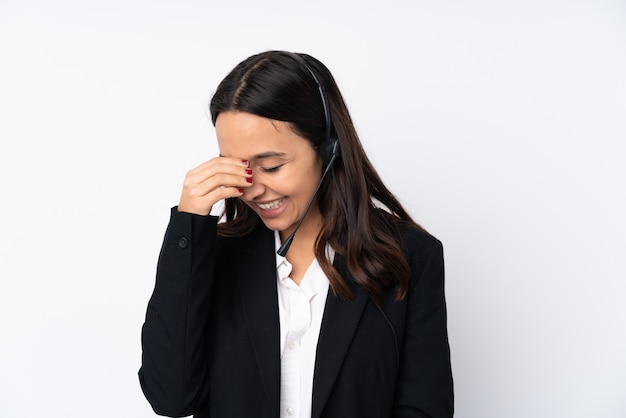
<box><xmin>311</xmin><ymin>255</ymin><xmax>369</xmax><ymax>418</ymax></box>
<box><xmin>234</xmin><ymin>227</ymin><xmax>281</xmax><ymax>417</ymax></box>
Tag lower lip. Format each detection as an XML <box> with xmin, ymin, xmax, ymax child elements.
<box><xmin>256</xmin><ymin>198</ymin><xmax>287</xmax><ymax>219</ymax></box>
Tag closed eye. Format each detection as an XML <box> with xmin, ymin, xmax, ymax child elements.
<box><xmin>261</xmin><ymin>164</ymin><xmax>285</xmax><ymax>173</ymax></box>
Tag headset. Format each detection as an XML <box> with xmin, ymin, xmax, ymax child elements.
<box><xmin>285</xmin><ymin>52</ymin><xmax>340</xmax><ymax>167</ymax></box>
<box><xmin>278</xmin><ymin>52</ymin><xmax>399</xmax><ymax>368</ymax></box>
<box><xmin>276</xmin><ymin>52</ymin><xmax>341</xmax><ymax>257</ymax></box>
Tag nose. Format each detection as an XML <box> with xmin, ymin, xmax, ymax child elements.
<box><xmin>241</xmin><ymin>174</ymin><xmax>265</xmax><ymax>201</ymax></box>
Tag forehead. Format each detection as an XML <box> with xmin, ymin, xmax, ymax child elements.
<box><xmin>215</xmin><ymin>111</ymin><xmax>307</xmax><ymax>159</ymax></box>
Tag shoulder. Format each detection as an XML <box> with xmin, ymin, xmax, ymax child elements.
<box><xmin>397</xmin><ymin>222</ymin><xmax>443</xmax><ymax>273</ymax></box>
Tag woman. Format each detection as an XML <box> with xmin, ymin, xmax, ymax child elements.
<box><xmin>139</xmin><ymin>50</ymin><xmax>453</xmax><ymax>418</ymax></box>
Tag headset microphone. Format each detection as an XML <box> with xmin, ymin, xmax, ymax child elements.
<box><xmin>277</xmin><ymin>150</ymin><xmax>338</xmax><ymax>257</ymax></box>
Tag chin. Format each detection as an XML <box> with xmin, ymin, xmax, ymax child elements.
<box><xmin>258</xmin><ymin>218</ymin><xmax>295</xmax><ymax>234</ymax></box>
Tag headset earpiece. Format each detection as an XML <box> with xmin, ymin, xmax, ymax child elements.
<box><xmin>319</xmin><ymin>136</ymin><xmax>340</xmax><ymax>167</ymax></box>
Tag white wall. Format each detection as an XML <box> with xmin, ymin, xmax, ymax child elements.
<box><xmin>1</xmin><ymin>0</ymin><xmax>625</xmax><ymax>416</ymax></box>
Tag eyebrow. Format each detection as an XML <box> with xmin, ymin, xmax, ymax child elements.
<box><xmin>219</xmin><ymin>151</ymin><xmax>287</xmax><ymax>160</ymax></box>
<box><xmin>251</xmin><ymin>151</ymin><xmax>287</xmax><ymax>160</ymax></box>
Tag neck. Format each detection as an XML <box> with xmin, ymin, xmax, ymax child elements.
<box><xmin>279</xmin><ymin>209</ymin><xmax>323</xmax><ymax>284</ymax></box>
<box><xmin>279</xmin><ymin>207</ymin><xmax>323</xmax><ymax>257</ymax></box>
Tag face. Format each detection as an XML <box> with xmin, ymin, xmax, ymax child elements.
<box><xmin>216</xmin><ymin>111</ymin><xmax>324</xmax><ymax>239</ymax></box>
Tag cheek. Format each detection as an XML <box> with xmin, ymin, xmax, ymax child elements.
<box><xmin>275</xmin><ymin>172</ymin><xmax>308</xmax><ymax>194</ymax></box>
<box><xmin>289</xmin><ymin>168</ymin><xmax>322</xmax><ymax>196</ymax></box>
<box><xmin>263</xmin><ymin>168</ymin><xmax>316</xmax><ymax>191</ymax></box>
<box><xmin>256</xmin><ymin>155</ymin><xmax>322</xmax><ymax>195</ymax></box>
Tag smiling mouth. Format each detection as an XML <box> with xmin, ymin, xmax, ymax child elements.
<box><xmin>256</xmin><ymin>198</ymin><xmax>285</xmax><ymax>210</ymax></box>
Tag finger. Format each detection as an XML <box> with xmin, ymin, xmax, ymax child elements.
<box><xmin>186</xmin><ymin>172</ymin><xmax>252</xmax><ymax>198</ymax></box>
<box><xmin>185</xmin><ymin>158</ymin><xmax>252</xmax><ymax>188</ymax></box>
<box><xmin>179</xmin><ymin>171</ymin><xmax>251</xmax><ymax>215</ymax></box>
<box><xmin>188</xmin><ymin>157</ymin><xmax>249</xmax><ymax>178</ymax></box>
<box><xmin>179</xmin><ymin>185</ymin><xmax>244</xmax><ymax>215</ymax></box>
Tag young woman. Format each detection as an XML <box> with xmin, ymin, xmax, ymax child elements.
<box><xmin>139</xmin><ymin>50</ymin><xmax>453</xmax><ymax>418</ymax></box>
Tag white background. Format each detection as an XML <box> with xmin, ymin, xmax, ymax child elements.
<box><xmin>1</xmin><ymin>0</ymin><xmax>625</xmax><ymax>417</ymax></box>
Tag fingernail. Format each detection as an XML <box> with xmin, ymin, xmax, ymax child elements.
<box><xmin>238</xmin><ymin>188</ymin><xmax>244</xmax><ymax>193</ymax></box>
<box><xmin>245</xmin><ymin>169</ymin><xmax>253</xmax><ymax>175</ymax></box>
<box><xmin>241</xmin><ymin>159</ymin><xmax>249</xmax><ymax>165</ymax></box>
<box><xmin>246</xmin><ymin>177</ymin><xmax>253</xmax><ymax>183</ymax></box>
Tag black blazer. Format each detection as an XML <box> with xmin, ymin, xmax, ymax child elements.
<box><xmin>139</xmin><ymin>208</ymin><xmax>453</xmax><ymax>417</ymax></box>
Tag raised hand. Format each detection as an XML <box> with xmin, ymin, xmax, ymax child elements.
<box><xmin>177</xmin><ymin>157</ymin><xmax>252</xmax><ymax>215</ymax></box>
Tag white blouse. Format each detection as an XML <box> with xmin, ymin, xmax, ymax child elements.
<box><xmin>275</xmin><ymin>231</ymin><xmax>331</xmax><ymax>418</ymax></box>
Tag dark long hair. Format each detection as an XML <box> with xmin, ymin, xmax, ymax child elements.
<box><xmin>210</xmin><ymin>50</ymin><xmax>424</xmax><ymax>305</ymax></box>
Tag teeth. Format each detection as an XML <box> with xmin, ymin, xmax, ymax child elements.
<box><xmin>257</xmin><ymin>198</ymin><xmax>284</xmax><ymax>210</ymax></box>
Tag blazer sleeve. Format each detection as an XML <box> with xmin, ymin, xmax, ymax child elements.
<box><xmin>138</xmin><ymin>207</ymin><xmax>218</xmax><ymax>417</ymax></box>
<box><xmin>393</xmin><ymin>233</ymin><xmax>454</xmax><ymax>417</ymax></box>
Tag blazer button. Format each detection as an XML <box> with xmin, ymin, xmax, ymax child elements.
<box><xmin>177</xmin><ymin>237</ymin><xmax>188</xmax><ymax>248</ymax></box>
